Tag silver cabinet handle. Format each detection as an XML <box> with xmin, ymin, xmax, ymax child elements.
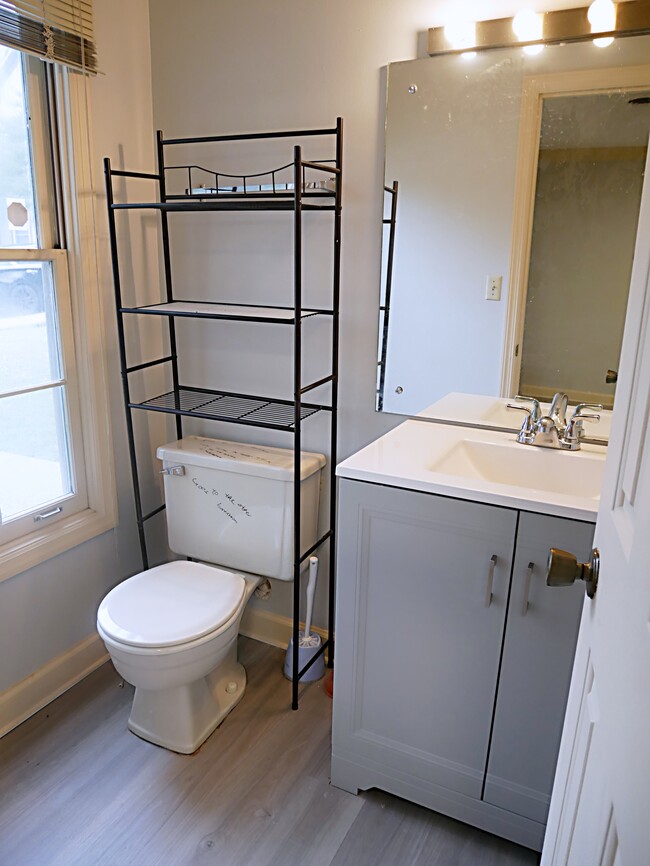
<box><xmin>485</xmin><ymin>554</ymin><xmax>497</xmax><ymax>607</ymax></box>
<box><xmin>521</xmin><ymin>561</ymin><xmax>534</xmax><ymax>616</ymax></box>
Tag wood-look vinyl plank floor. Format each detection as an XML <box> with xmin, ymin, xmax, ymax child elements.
<box><xmin>0</xmin><ymin>638</ymin><xmax>539</xmax><ymax>866</ymax></box>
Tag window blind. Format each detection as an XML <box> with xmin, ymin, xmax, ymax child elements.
<box><xmin>0</xmin><ymin>1</ymin><xmax>96</xmax><ymax>72</ymax></box>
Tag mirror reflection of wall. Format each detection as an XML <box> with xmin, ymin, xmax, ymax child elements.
<box><xmin>377</xmin><ymin>36</ymin><xmax>650</xmax><ymax>438</ymax></box>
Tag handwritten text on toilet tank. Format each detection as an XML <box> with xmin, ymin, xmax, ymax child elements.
<box><xmin>191</xmin><ymin>477</ymin><xmax>253</xmax><ymax>524</ymax></box>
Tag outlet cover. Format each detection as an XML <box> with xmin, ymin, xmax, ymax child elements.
<box><xmin>485</xmin><ymin>275</ymin><xmax>502</xmax><ymax>301</ymax></box>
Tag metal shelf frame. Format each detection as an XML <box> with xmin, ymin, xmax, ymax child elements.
<box><xmin>377</xmin><ymin>180</ymin><xmax>398</xmax><ymax>412</ymax></box>
<box><xmin>104</xmin><ymin>119</ymin><xmax>343</xmax><ymax>710</ymax></box>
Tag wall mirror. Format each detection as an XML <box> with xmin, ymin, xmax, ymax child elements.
<box><xmin>376</xmin><ymin>35</ymin><xmax>650</xmax><ymax>443</ymax></box>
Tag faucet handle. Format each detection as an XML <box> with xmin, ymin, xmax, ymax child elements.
<box><xmin>565</xmin><ymin>407</ymin><xmax>601</xmax><ymax>443</ymax></box>
<box><xmin>506</xmin><ymin>404</ymin><xmax>532</xmax><ymax>414</ymax></box>
<box><xmin>506</xmin><ymin>403</ymin><xmax>536</xmax><ymax>440</ymax></box>
<box><xmin>573</xmin><ymin>402</ymin><xmax>603</xmax><ymax>415</ymax></box>
<box><xmin>512</xmin><ymin>395</ymin><xmax>542</xmax><ymax>422</ymax></box>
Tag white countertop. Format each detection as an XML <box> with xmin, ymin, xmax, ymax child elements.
<box><xmin>337</xmin><ymin>421</ymin><xmax>607</xmax><ymax>522</ymax></box>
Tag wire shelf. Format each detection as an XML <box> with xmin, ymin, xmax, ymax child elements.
<box><xmin>111</xmin><ymin>199</ymin><xmax>335</xmax><ymax>212</ymax></box>
<box><xmin>130</xmin><ymin>387</ymin><xmax>324</xmax><ymax>430</ymax></box>
<box><xmin>120</xmin><ymin>301</ymin><xmax>329</xmax><ymax>324</ymax></box>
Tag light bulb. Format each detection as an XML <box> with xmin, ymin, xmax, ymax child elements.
<box><xmin>588</xmin><ymin>0</ymin><xmax>616</xmax><ymax>31</ymax></box>
<box><xmin>512</xmin><ymin>9</ymin><xmax>544</xmax><ymax>42</ymax></box>
<box><xmin>588</xmin><ymin>0</ymin><xmax>616</xmax><ymax>46</ymax></box>
<box><xmin>444</xmin><ymin>18</ymin><xmax>476</xmax><ymax>51</ymax></box>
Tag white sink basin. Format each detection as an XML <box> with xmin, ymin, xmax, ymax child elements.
<box><xmin>429</xmin><ymin>438</ymin><xmax>604</xmax><ymax>499</ymax></box>
<box><xmin>337</xmin><ymin>420</ymin><xmax>607</xmax><ymax>520</ymax></box>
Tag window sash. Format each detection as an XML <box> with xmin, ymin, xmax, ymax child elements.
<box><xmin>0</xmin><ymin>247</ymin><xmax>88</xmax><ymax>544</ymax></box>
<box><xmin>0</xmin><ymin>1</ymin><xmax>96</xmax><ymax>72</ymax></box>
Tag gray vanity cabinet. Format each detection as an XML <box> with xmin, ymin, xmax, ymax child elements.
<box><xmin>332</xmin><ymin>479</ymin><xmax>517</xmax><ymax>798</ymax></box>
<box><xmin>483</xmin><ymin>512</ymin><xmax>592</xmax><ymax>824</ymax></box>
<box><xmin>331</xmin><ymin>478</ymin><xmax>594</xmax><ymax>851</ymax></box>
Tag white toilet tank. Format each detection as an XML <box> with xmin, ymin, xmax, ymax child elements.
<box><xmin>157</xmin><ymin>436</ymin><xmax>326</xmax><ymax>581</ymax></box>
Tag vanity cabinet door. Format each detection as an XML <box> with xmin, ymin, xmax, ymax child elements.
<box><xmin>332</xmin><ymin>479</ymin><xmax>517</xmax><ymax>801</ymax></box>
<box><xmin>483</xmin><ymin>512</ymin><xmax>594</xmax><ymax>824</ymax></box>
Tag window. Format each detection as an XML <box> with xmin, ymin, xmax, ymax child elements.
<box><xmin>0</xmin><ymin>45</ymin><xmax>115</xmax><ymax>577</ymax></box>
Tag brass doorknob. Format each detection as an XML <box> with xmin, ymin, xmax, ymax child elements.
<box><xmin>546</xmin><ymin>547</ymin><xmax>600</xmax><ymax>599</ymax></box>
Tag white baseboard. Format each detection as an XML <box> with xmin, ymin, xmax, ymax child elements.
<box><xmin>0</xmin><ymin>633</ymin><xmax>108</xmax><ymax>739</ymax></box>
<box><xmin>0</xmin><ymin>612</ymin><xmax>328</xmax><ymax>739</ymax></box>
<box><xmin>240</xmin><ymin>606</ymin><xmax>330</xmax><ymax>654</ymax></box>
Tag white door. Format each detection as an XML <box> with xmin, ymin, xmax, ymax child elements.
<box><xmin>541</xmin><ymin>144</ymin><xmax>650</xmax><ymax>865</ymax></box>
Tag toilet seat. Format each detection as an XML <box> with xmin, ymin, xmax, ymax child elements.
<box><xmin>97</xmin><ymin>561</ymin><xmax>246</xmax><ymax>649</ymax></box>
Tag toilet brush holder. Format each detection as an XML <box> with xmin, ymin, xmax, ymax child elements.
<box><xmin>283</xmin><ymin>632</ymin><xmax>325</xmax><ymax>682</ymax></box>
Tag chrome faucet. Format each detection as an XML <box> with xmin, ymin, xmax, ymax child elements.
<box><xmin>548</xmin><ymin>392</ymin><xmax>569</xmax><ymax>436</ymax></box>
<box><xmin>506</xmin><ymin>395</ymin><xmax>602</xmax><ymax>450</ymax></box>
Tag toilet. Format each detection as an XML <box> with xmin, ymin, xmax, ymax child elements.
<box><xmin>97</xmin><ymin>435</ymin><xmax>325</xmax><ymax>754</ymax></box>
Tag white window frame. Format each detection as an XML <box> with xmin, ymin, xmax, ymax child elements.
<box><xmin>0</xmin><ymin>56</ymin><xmax>116</xmax><ymax>581</ymax></box>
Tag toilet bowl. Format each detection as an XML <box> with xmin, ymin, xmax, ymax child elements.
<box><xmin>97</xmin><ymin>435</ymin><xmax>325</xmax><ymax>754</ymax></box>
<box><xmin>98</xmin><ymin>561</ymin><xmax>261</xmax><ymax>753</ymax></box>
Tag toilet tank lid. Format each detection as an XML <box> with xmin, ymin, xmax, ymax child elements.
<box><xmin>97</xmin><ymin>561</ymin><xmax>246</xmax><ymax>648</ymax></box>
<box><xmin>156</xmin><ymin>436</ymin><xmax>326</xmax><ymax>481</ymax></box>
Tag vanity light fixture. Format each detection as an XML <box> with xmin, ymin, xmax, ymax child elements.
<box><xmin>428</xmin><ymin>0</ymin><xmax>650</xmax><ymax>56</ymax></box>
<box><xmin>588</xmin><ymin>0</ymin><xmax>617</xmax><ymax>46</ymax></box>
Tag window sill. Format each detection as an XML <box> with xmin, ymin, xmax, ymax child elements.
<box><xmin>0</xmin><ymin>504</ymin><xmax>117</xmax><ymax>583</ymax></box>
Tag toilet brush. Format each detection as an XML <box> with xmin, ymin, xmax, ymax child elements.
<box><xmin>302</xmin><ymin>556</ymin><xmax>320</xmax><ymax>648</ymax></box>
<box><xmin>284</xmin><ymin>556</ymin><xmax>325</xmax><ymax>681</ymax></box>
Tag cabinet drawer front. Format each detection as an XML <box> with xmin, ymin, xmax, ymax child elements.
<box><xmin>333</xmin><ymin>480</ymin><xmax>517</xmax><ymax>799</ymax></box>
<box><xmin>483</xmin><ymin>512</ymin><xmax>594</xmax><ymax>823</ymax></box>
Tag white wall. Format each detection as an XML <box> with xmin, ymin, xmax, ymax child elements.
<box><xmin>0</xmin><ymin>0</ymin><xmax>163</xmax><ymax>696</ymax></box>
<box><xmin>148</xmin><ymin>0</ymin><xmax>433</xmax><ymax>457</ymax></box>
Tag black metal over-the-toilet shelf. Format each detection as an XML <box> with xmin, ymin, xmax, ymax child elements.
<box><xmin>104</xmin><ymin>119</ymin><xmax>342</xmax><ymax>710</ymax></box>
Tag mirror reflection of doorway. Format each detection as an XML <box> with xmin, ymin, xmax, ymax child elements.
<box><xmin>510</xmin><ymin>90</ymin><xmax>650</xmax><ymax>408</ymax></box>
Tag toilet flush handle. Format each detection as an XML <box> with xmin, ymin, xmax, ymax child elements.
<box><xmin>160</xmin><ymin>464</ymin><xmax>185</xmax><ymax>476</ymax></box>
